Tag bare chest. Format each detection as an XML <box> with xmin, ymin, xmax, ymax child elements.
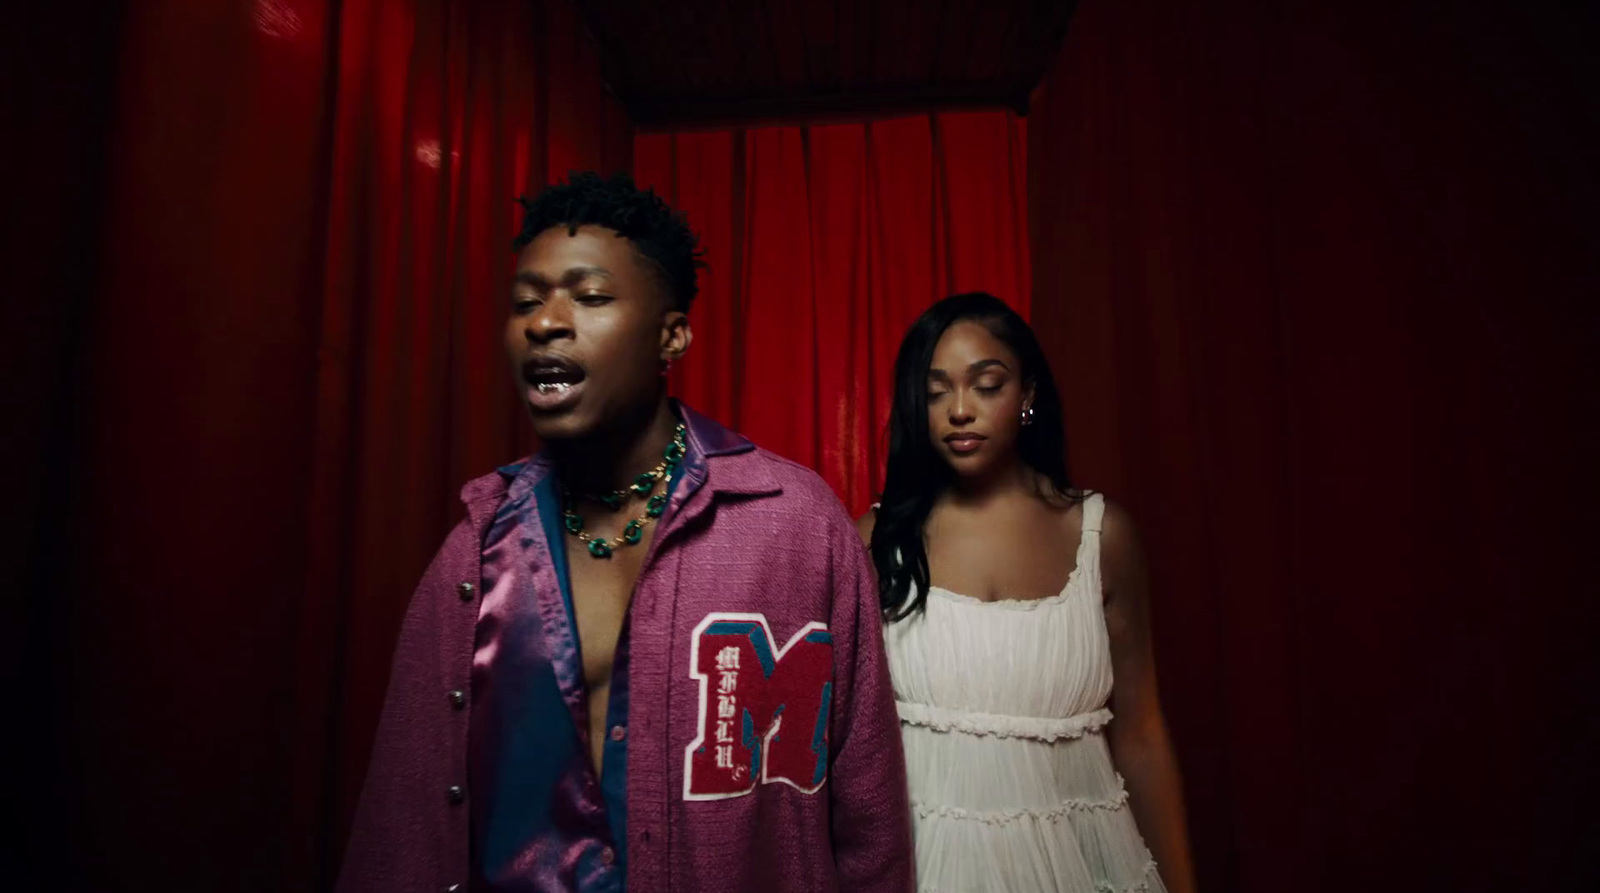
<box><xmin>564</xmin><ymin>541</ymin><xmax>647</xmax><ymax>689</ymax></box>
<box><xmin>924</xmin><ymin>502</ymin><xmax>1082</xmax><ymax>602</ymax></box>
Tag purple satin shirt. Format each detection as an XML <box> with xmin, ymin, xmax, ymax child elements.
<box><xmin>336</xmin><ymin>404</ymin><xmax>914</xmax><ymax>893</ymax></box>
<box><xmin>470</xmin><ymin>441</ymin><xmax>686</xmax><ymax>891</ymax></box>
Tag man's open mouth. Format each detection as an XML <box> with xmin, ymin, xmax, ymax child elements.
<box><xmin>521</xmin><ymin>356</ymin><xmax>587</xmax><ymax>410</ymax></box>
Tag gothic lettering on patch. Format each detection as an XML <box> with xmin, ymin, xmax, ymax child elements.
<box><xmin>683</xmin><ymin>613</ymin><xmax>835</xmax><ymax>800</ymax></box>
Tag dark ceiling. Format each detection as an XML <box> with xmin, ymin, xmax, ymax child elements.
<box><xmin>578</xmin><ymin>0</ymin><xmax>1080</xmax><ymax>129</ymax></box>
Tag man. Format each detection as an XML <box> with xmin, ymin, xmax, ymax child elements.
<box><xmin>336</xmin><ymin>172</ymin><xmax>912</xmax><ymax>893</ymax></box>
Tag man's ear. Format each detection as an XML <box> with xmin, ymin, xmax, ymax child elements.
<box><xmin>661</xmin><ymin>311</ymin><xmax>692</xmax><ymax>366</ymax></box>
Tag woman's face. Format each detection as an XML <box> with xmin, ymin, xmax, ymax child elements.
<box><xmin>925</xmin><ymin>320</ymin><xmax>1034</xmax><ymax>478</ymax></box>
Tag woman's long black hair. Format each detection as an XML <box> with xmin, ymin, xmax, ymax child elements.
<box><xmin>872</xmin><ymin>293</ymin><xmax>1079</xmax><ymax>620</ymax></box>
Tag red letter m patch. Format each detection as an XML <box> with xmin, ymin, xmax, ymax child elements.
<box><xmin>683</xmin><ymin>613</ymin><xmax>834</xmax><ymax>800</ymax></box>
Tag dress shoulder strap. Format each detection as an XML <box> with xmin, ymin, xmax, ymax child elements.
<box><xmin>1080</xmin><ymin>492</ymin><xmax>1106</xmax><ymax>535</ymax></box>
<box><xmin>1070</xmin><ymin>492</ymin><xmax>1106</xmax><ymax>580</ymax></box>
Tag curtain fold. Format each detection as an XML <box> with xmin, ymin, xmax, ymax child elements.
<box><xmin>635</xmin><ymin>111</ymin><xmax>1031</xmax><ymax>514</ymax></box>
<box><xmin>50</xmin><ymin>2</ymin><xmax>628</xmax><ymax>890</ymax></box>
<box><xmin>1028</xmin><ymin>1</ymin><xmax>1600</xmax><ymax>891</ymax></box>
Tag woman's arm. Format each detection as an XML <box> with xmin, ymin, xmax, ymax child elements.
<box><xmin>1100</xmin><ymin>501</ymin><xmax>1199</xmax><ymax>893</ymax></box>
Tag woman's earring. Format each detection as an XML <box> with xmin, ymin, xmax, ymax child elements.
<box><xmin>1021</xmin><ymin>406</ymin><xmax>1035</xmax><ymax>426</ymax></box>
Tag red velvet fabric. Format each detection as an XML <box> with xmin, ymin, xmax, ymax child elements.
<box><xmin>1028</xmin><ymin>2</ymin><xmax>1599</xmax><ymax>891</ymax></box>
<box><xmin>33</xmin><ymin>1</ymin><xmax>628</xmax><ymax>890</ymax></box>
<box><xmin>634</xmin><ymin>111</ymin><xmax>1031</xmax><ymax>514</ymax></box>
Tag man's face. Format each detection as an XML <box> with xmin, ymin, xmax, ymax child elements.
<box><xmin>505</xmin><ymin>224</ymin><xmax>690</xmax><ymax>442</ymax></box>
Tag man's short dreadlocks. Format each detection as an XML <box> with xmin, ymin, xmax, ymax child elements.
<box><xmin>514</xmin><ymin>171</ymin><xmax>706</xmax><ymax>314</ymax></box>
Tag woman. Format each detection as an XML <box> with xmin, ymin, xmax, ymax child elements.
<box><xmin>859</xmin><ymin>293</ymin><xmax>1197</xmax><ymax>893</ymax></box>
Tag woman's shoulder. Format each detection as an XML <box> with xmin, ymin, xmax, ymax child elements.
<box><xmin>1086</xmin><ymin>495</ymin><xmax>1150</xmax><ymax>595</ymax></box>
<box><xmin>854</xmin><ymin>503</ymin><xmax>878</xmax><ymax>545</ymax></box>
<box><xmin>1089</xmin><ymin>494</ymin><xmax>1137</xmax><ymax>543</ymax></box>
<box><xmin>1033</xmin><ymin>488</ymin><xmax>1143</xmax><ymax>563</ymax></box>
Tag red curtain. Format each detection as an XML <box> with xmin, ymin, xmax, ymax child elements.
<box><xmin>32</xmin><ymin>1</ymin><xmax>628</xmax><ymax>890</ymax></box>
<box><xmin>1028</xmin><ymin>1</ymin><xmax>1599</xmax><ymax>891</ymax></box>
<box><xmin>634</xmin><ymin>111</ymin><xmax>1031</xmax><ymax>515</ymax></box>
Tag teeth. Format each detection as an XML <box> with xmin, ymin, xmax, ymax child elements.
<box><xmin>536</xmin><ymin>382</ymin><xmax>572</xmax><ymax>394</ymax></box>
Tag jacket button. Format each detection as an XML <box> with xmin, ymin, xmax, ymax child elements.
<box><xmin>448</xmin><ymin>689</ymin><xmax>466</xmax><ymax>709</ymax></box>
<box><xmin>447</xmin><ymin>785</ymin><xmax>465</xmax><ymax>805</ymax></box>
<box><xmin>598</xmin><ymin>846</ymin><xmax>615</xmax><ymax>866</ymax></box>
<box><xmin>457</xmin><ymin>582</ymin><xmax>475</xmax><ymax>601</ymax></box>
<box><xmin>609</xmin><ymin>725</ymin><xmax>626</xmax><ymax>742</ymax></box>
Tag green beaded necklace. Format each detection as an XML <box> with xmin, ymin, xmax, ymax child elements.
<box><xmin>562</xmin><ymin>422</ymin><xmax>687</xmax><ymax>559</ymax></box>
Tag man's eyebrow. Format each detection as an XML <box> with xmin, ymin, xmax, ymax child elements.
<box><xmin>513</xmin><ymin>265</ymin><xmax>614</xmax><ymax>287</ymax></box>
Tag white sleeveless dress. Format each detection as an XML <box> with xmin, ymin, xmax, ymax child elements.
<box><xmin>883</xmin><ymin>494</ymin><xmax>1166</xmax><ymax>893</ymax></box>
